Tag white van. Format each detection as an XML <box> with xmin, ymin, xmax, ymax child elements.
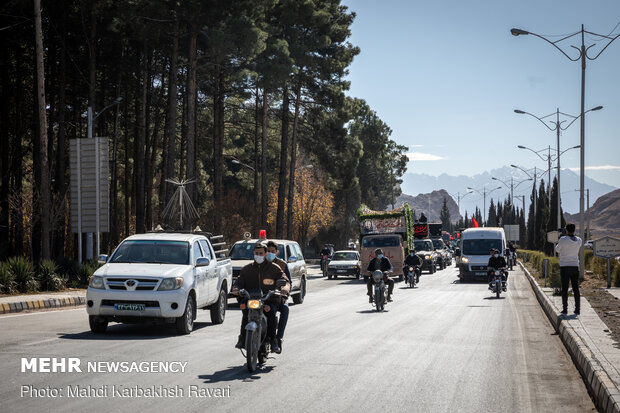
<box><xmin>455</xmin><ymin>228</ymin><xmax>507</xmax><ymax>281</ymax></box>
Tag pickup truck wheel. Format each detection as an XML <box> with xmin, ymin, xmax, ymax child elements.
<box><xmin>210</xmin><ymin>288</ymin><xmax>227</xmax><ymax>325</ymax></box>
<box><xmin>327</xmin><ymin>274</ymin><xmax>332</xmax><ymax>280</ymax></box>
<box><xmin>176</xmin><ymin>295</ymin><xmax>195</xmax><ymax>335</ymax></box>
<box><xmin>292</xmin><ymin>277</ymin><xmax>306</xmax><ymax>304</ymax></box>
<box><xmin>89</xmin><ymin>316</ymin><xmax>108</xmax><ymax>334</ymax></box>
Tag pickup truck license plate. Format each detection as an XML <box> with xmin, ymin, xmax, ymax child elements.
<box><xmin>475</xmin><ymin>272</ymin><xmax>487</xmax><ymax>276</ymax></box>
<box><xmin>114</xmin><ymin>303</ymin><xmax>145</xmax><ymax>311</ymax></box>
<box><xmin>337</xmin><ymin>269</ymin><xmax>347</xmax><ymax>273</ymax></box>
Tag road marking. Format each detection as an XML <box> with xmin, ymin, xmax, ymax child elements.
<box><xmin>0</xmin><ymin>307</ymin><xmax>83</xmax><ymax>319</ymax></box>
<box><xmin>24</xmin><ymin>337</ymin><xmax>58</xmax><ymax>346</ymax></box>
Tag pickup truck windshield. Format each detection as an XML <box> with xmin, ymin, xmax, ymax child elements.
<box><xmin>229</xmin><ymin>242</ymin><xmax>284</xmax><ymax>259</ymax></box>
<box><xmin>462</xmin><ymin>239</ymin><xmax>502</xmax><ymax>256</ymax></box>
<box><xmin>332</xmin><ymin>252</ymin><xmax>358</xmax><ymax>261</ymax></box>
<box><xmin>362</xmin><ymin>236</ymin><xmax>400</xmax><ymax>248</ymax></box>
<box><xmin>110</xmin><ymin>240</ymin><xmax>190</xmax><ymax>265</ymax></box>
<box><xmin>414</xmin><ymin>240</ymin><xmax>433</xmax><ymax>251</ymax></box>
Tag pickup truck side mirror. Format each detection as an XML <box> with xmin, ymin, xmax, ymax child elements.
<box><xmin>97</xmin><ymin>254</ymin><xmax>108</xmax><ymax>264</ymax></box>
<box><xmin>454</xmin><ymin>248</ymin><xmax>461</xmax><ymax>257</ymax></box>
<box><xmin>276</xmin><ymin>279</ymin><xmax>287</xmax><ymax>287</ymax></box>
<box><xmin>288</xmin><ymin>256</ymin><xmax>297</xmax><ymax>263</ymax></box>
<box><xmin>195</xmin><ymin>257</ymin><xmax>210</xmax><ymax>267</ymax></box>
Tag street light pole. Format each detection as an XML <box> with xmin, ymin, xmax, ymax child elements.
<box><xmin>467</xmin><ymin>186</ymin><xmax>502</xmax><ymax>226</ymax></box>
<box><xmin>511</xmin><ymin>25</ymin><xmax>619</xmax><ymax>280</ymax></box>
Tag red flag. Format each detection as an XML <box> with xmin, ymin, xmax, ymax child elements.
<box><xmin>472</xmin><ymin>217</ymin><xmax>479</xmax><ymax>228</ymax></box>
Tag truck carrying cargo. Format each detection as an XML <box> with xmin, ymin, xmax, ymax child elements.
<box><xmin>357</xmin><ymin>203</ymin><xmax>414</xmax><ymax>281</ymax></box>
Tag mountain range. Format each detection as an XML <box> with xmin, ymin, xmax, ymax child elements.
<box><xmin>400</xmin><ymin>166</ymin><xmax>617</xmax><ymax>216</ymax></box>
<box><xmin>564</xmin><ymin>188</ymin><xmax>620</xmax><ymax>239</ymax></box>
<box><xmin>395</xmin><ymin>189</ymin><xmax>460</xmax><ymax>223</ymax></box>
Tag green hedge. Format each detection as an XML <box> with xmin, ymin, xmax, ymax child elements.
<box><xmin>0</xmin><ymin>257</ymin><xmax>101</xmax><ymax>294</ymax></box>
<box><xmin>519</xmin><ymin>249</ymin><xmax>561</xmax><ymax>289</ymax></box>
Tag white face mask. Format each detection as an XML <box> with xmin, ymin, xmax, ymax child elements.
<box><xmin>254</xmin><ymin>255</ymin><xmax>265</xmax><ymax>264</ymax></box>
<box><xmin>493</xmin><ymin>254</ymin><xmax>499</xmax><ymax>258</ymax></box>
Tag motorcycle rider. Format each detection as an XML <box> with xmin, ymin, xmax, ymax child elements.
<box><xmin>320</xmin><ymin>244</ymin><xmax>333</xmax><ymax>275</ymax></box>
<box><xmin>233</xmin><ymin>242</ymin><xmax>290</xmax><ymax>353</ymax></box>
<box><xmin>487</xmin><ymin>248</ymin><xmax>507</xmax><ymax>290</ymax></box>
<box><xmin>403</xmin><ymin>248</ymin><xmax>422</xmax><ymax>283</ymax></box>
<box><xmin>266</xmin><ymin>240</ymin><xmax>291</xmax><ymax>354</ymax></box>
<box><xmin>508</xmin><ymin>241</ymin><xmax>517</xmax><ymax>266</ymax></box>
<box><xmin>366</xmin><ymin>248</ymin><xmax>394</xmax><ymax>303</ymax></box>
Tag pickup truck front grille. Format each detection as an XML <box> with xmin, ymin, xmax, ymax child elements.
<box><xmin>105</xmin><ymin>278</ymin><xmax>159</xmax><ymax>291</ymax></box>
<box><xmin>101</xmin><ymin>300</ymin><xmax>160</xmax><ymax>307</ymax></box>
<box><xmin>470</xmin><ymin>266</ymin><xmax>486</xmax><ymax>271</ymax></box>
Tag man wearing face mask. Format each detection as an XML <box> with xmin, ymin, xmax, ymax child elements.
<box><xmin>233</xmin><ymin>242</ymin><xmax>290</xmax><ymax>352</ymax></box>
<box><xmin>266</xmin><ymin>240</ymin><xmax>291</xmax><ymax>353</ymax></box>
<box><xmin>487</xmin><ymin>248</ymin><xmax>507</xmax><ymax>290</ymax></box>
<box><xmin>403</xmin><ymin>248</ymin><xmax>422</xmax><ymax>284</ymax></box>
<box><xmin>366</xmin><ymin>248</ymin><xmax>394</xmax><ymax>303</ymax></box>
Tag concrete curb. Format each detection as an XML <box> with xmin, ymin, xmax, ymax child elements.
<box><xmin>520</xmin><ymin>261</ymin><xmax>620</xmax><ymax>413</ymax></box>
<box><xmin>0</xmin><ymin>295</ymin><xmax>86</xmax><ymax>315</ymax></box>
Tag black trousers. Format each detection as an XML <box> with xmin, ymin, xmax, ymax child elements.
<box><xmin>367</xmin><ymin>278</ymin><xmax>394</xmax><ymax>296</ymax></box>
<box><xmin>560</xmin><ymin>266</ymin><xmax>580</xmax><ymax>312</ymax></box>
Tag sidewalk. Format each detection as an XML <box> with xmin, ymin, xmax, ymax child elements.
<box><xmin>521</xmin><ymin>263</ymin><xmax>620</xmax><ymax>413</ymax></box>
<box><xmin>0</xmin><ymin>290</ymin><xmax>86</xmax><ymax>314</ymax></box>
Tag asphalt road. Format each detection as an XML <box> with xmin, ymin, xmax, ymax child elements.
<box><xmin>0</xmin><ymin>264</ymin><xmax>595</xmax><ymax>412</ymax></box>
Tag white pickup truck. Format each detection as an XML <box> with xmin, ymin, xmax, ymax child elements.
<box><xmin>86</xmin><ymin>232</ymin><xmax>232</xmax><ymax>335</ymax></box>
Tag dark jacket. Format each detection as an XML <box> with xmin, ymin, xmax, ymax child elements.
<box><xmin>487</xmin><ymin>256</ymin><xmax>507</xmax><ymax>269</ymax></box>
<box><xmin>404</xmin><ymin>253</ymin><xmax>422</xmax><ymax>267</ymax></box>
<box><xmin>367</xmin><ymin>257</ymin><xmax>393</xmax><ymax>273</ymax></box>
<box><xmin>272</xmin><ymin>257</ymin><xmax>292</xmax><ymax>283</ymax></box>
<box><xmin>236</xmin><ymin>260</ymin><xmax>290</xmax><ymax>303</ymax></box>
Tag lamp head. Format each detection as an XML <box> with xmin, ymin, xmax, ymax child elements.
<box><xmin>510</xmin><ymin>164</ymin><xmax>518</xmax><ymax>168</ymax></box>
<box><xmin>517</xmin><ymin>145</ymin><xmax>526</xmax><ymax>149</ymax></box>
<box><xmin>511</xmin><ymin>28</ymin><xmax>529</xmax><ymax>36</ymax></box>
<box><xmin>492</xmin><ymin>177</ymin><xmax>498</xmax><ymax>181</ymax></box>
<box><xmin>591</xmin><ymin>106</ymin><xmax>603</xmax><ymax>111</ymax></box>
<box><xmin>514</xmin><ymin>109</ymin><xmax>525</xmax><ymax>114</ymax></box>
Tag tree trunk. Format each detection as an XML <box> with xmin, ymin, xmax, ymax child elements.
<box><xmin>186</xmin><ymin>26</ymin><xmax>197</xmax><ymax>217</ymax></box>
<box><xmin>276</xmin><ymin>85</ymin><xmax>288</xmax><ymax>238</ymax></box>
<box><xmin>164</xmin><ymin>21</ymin><xmax>179</xmax><ymax>208</ymax></box>
<box><xmin>212</xmin><ymin>66</ymin><xmax>224</xmax><ymax>233</ymax></box>
<box><xmin>135</xmin><ymin>41</ymin><xmax>147</xmax><ymax>234</ymax></box>
<box><xmin>34</xmin><ymin>0</ymin><xmax>51</xmax><ymax>260</ymax></box>
<box><xmin>0</xmin><ymin>46</ymin><xmax>10</xmax><ymax>259</ymax></box>
<box><xmin>286</xmin><ymin>80</ymin><xmax>302</xmax><ymax>240</ymax></box>
<box><xmin>253</xmin><ymin>84</ymin><xmax>260</xmax><ymax>234</ymax></box>
<box><xmin>109</xmin><ymin>55</ymin><xmax>121</xmax><ymax>249</ymax></box>
<box><xmin>261</xmin><ymin>88</ymin><xmax>268</xmax><ymax>230</ymax></box>
<box><xmin>123</xmin><ymin>96</ymin><xmax>130</xmax><ymax>238</ymax></box>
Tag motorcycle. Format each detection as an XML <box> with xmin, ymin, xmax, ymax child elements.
<box><xmin>370</xmin><ymin>270</ymin><xmax>388</xmax><ymax>311</ymax></box>
<box><xmin>405</xmin><ymin>266</ymin><xmax>420</xmax><ymax>288</ymax></box>
<box><xmin>490</xmin><ymin>268</ymin><xmax>507</xmax><ymax>298</ymax></box>
<box><xmin>236</xmin><ymin>283</ymin><xmax>285</xmax><ymax>373</ymax></box>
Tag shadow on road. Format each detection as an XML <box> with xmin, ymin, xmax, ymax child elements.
<box><xmin>482</xmin><ymin>296</ymin><xmax>506</xmax><ymax>300</ymax></box>
<box><xmin>356</xmin><ymin>309</ymin><xmax>390</xmax><ymax>314</ymax></box>
<box><xmin>58</xmin><ymin>321</ymin><xmax>213</xmax><ymax>340</ymax></box>
<box><xmin>198</xmin><ymin>365</ymin><xmax>276</xmax><ymax>383</ymax></box>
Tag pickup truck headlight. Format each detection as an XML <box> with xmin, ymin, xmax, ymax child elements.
<box><xmin>461</xmin><ymin>257</ymin><xmax>469</xmax><ymax>263</ymax></box>
<box><xmin>425</xmin><ymin>255</ymin><xmax>431</xmax><ymax>260</ymax></box>
<box><xmin>89</xmin><ymin>276</ymin><xmax>105</xmax><ymax>289</ymax></box>
<box><xmin>158</xmin><ymin>277</ymin><xmax>184</xmax><ymax>291</ymax></box>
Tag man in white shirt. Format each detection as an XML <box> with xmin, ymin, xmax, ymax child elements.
<box><xmin>555</xmin><ymin>223</ymin><xmax>582</xmax><ymax>315</ymax></box>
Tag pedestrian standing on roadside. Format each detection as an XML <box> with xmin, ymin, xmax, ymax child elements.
<box><xmin>555</xmin><ymin>223</ymin><xmax>582</xmax><ymax>315</ymax></box>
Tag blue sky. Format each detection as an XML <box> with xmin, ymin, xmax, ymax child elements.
<box><xmin>342</xmin><ymin>0</ymin><xmax>620</xmax><ymax>189</ymax></box>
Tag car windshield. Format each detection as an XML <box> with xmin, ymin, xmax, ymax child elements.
<box><xmin>109</xmin><ymin>240</ymin><xmax>189</xmax><ymax>265</ymax></box>
<box><xmin>414</xmin><ymin>240</ymin><xmax>433</xmax><ymax>251</ymax></box>
<box><xmin>362</xmin><ymin>236</ymin><xmax>400</xmax><ymax>247</ymax></box>
<box><xmin>432</xmin><ymin>239</ymin><xmax>444</xmax><ymax>250</ymax></box>
<box><xmin>229</xmin><ymin>242</ymin><xmax>284</xmax><ymax>259</ymax></box>
<box><xmin>332</xmin><ymin>252</ymin><xmax>358</xmax><ymax>261</ymax></box>
<box><xmin>462</xmin><ymin>239</ymin><xmax>503</xmax><ymax>255</ymax></box>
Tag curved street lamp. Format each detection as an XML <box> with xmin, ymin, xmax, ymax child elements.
<box><xmin>448</xmin><ymin>190</ymin><xmax>474</xmax><ymax>215</ymax></box>
<box><xmin>511</xmin><ymin>24</ymin><xmax>619</xmax><ymax>279</ymax></box>
<box><xmin>467</xmin><ymin>186</ymin><xmax>502</xmax><ymax>225</ymax></box>
<box><xmin>491</xmin><ymin>176</ymin><xmax>533</xmax><ymax>205</ymax></box>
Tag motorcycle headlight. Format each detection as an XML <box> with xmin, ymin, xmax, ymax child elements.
<box><xmin>248</xmin><ymin>300</ymin><xmax>261</xmax><ymax>310</ymax></box>
<box><xmin>158</xmin><ymin>277</ymin><xmax>183</xmax><ymax>291</ymax></box>
<box><xmin>461</xmin><ymin>257</ymin><xmax>469</xmax><ymax>263</ymax></box>
<box><xmin>89</xmin><ymin>276</ymin><xmax>105</xmax><ymax>289</ymax></box>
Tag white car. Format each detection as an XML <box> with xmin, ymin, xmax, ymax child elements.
<box><xmin>87</xmin><ymin>232</ymin><xmax>232</xmax><ymax>335</ymax></box>
<box><xmin>327</xmin><ymin>250</ymin><xmax>361</xmax><ymax>279</ymax></box>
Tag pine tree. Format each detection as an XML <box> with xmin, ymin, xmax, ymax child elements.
<box><xmin>487</xmin><ymin>199</ymin><xmax>497</xmax><ymax>229</ymax></box>
<box><xmin>440</xmin><ymin>197</ymin><xmax>451</xmax><ymax>232</ymax></box>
